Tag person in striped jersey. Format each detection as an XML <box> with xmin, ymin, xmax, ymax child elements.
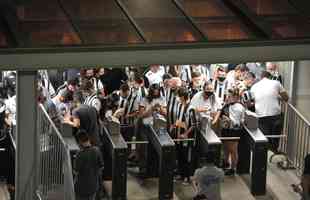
<box><xmin>240</xmin><ymin>72</ymin><xmax>256</xmax><ymax>111</ymax></box>
<box><xmin>114</xmin><ymin>83</ymin><xmax>139</xmax><ymax>143</ymax></box>
<box><xmin>83</xmin><ymin>91</ymin><xmax>102</xmax><ymax>115</ymax></box>
<box><xmin>166</xmin><ymin>77</ymin><xmax>182</xmax><ymax>135</ymax></box>
<box><xmin>131</xmin><ymin>74</ymin><xmax>148</xmax><ymax>103</ymax></box>
<box><xmin>212</xmin><ymin>65</ymin><xmax>228</xmax><ymax>107</ymax></box>
<box><xmin>191</xmin><ymin>64</ymin><xmax>211</xmax><ymax>83</ymax></box>
<box><xmin>189</xmin><ymin>71</ymin><xmax>204</xmax><ymax>99</ymax></box>
<box><xmin>173</xmin><ymin>87</ymin><xmax>194</xmax><ymax>185</ymax></box>
<box><xmin>159</xmin><ymin>73</ymin><xmax>172</xmax><ymax>101</ymax></box>
<box><xmin>180</xmin><ymin>65</ymin><xmax>191</xmax><ymax>85</ymax></box>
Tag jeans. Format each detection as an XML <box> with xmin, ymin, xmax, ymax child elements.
<box><xmin>258</xmin><ymin>114</ymin><xmax>283</xmax><ymax>152</ymax></box>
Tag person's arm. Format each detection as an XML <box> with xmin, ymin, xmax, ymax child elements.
<box><xmin>96</xmin><ymin>147</ymin><xmax>104</xmax><ymax>171</ymax></box>
<box><xmin>279</xmin><ymin>91</ymin><xmax>289</xmax><ymax>102</ymax></box>
<box><xmin>278</xmin><ymin>83</ymin><xmax>289</xmax><ymax>102</ymax></box>
<box><xmin>63</xmin><ymin>115</ymin><xmax>80</xmax><ymax>128</ymax></box>
<box><xmin>139</xmin><ymin>105</ymin><xmax>153</xmax><ymax>118</ymax></box>
<box><xmin>212</xmin><ymin>111</ymin><xmax>221</xmax><ymax>125</ymax></box>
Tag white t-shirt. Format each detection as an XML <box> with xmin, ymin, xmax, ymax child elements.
<box><xmin>145</xmin><ymin>67</ymin><xmax>165</xmax><ymax>86</ymax></box>
<box><xmin>140</xmin><ymin>97</ymin><xmax>166</xmax><ymax>125</ymax></box>
<box><xmin>251</xmin><ymin>78</ymin><xmax>285</xmax><ymax>118</ymax></box>
<box><xmin>228</xmin><ymin>103</ymin><xmax>245</xmax><ymax>127</ymax></box>
<box><xmin>190</xmin><ymin>91</ymin><xmax>221</xmax><ymax>119</ymax></box>
<box><xmin>5</xmin><ymin>95</ymin><xmax>16</xmax><ymax>126</ymax></box>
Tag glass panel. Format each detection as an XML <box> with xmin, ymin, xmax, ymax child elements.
<box><xmin>179</xmin><ymin>0</ymin><xmax>254</xmax><ymax>41</ymax></box>
<box><xmin>60</xmin><ymin>0</ymin><xmax>143</xmax><ymax>44</ymax></box>
<box><xmin>268</xmin><ymin>16</ymin><xmax>310</xmax><ymax>39</ymax></box>
<box><xmin>119</xmin><ymin>0</ymin><xmax>202</xmax><ymax>43</ymax></box>
<box><xmin>243</xmin><ymin>0</ymin><xmax>298</xmax><ymax>16</ymax></box>
<box><xmin>17</xmin><ymin>0</ymin><xmax>81</xmax><ymax>46</ymax></box>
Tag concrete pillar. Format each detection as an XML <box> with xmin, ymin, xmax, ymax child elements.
<box><xmin>15</xmin><ymin>71</ymin><xmax>38</xmax><ymax>200</ymax></box>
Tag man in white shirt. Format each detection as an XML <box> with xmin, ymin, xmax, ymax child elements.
<box><xmin>250</xmin><ymin>71</ymin><xmax>289</xmax><ymax>152</ymax></box>
<box><xmin>190</xmin><ymin>81</ymin><xmax>222</xmax><ymax>126</ymax></box>
<box><xmin>145</xmin><ymin>64</ymin><xmax>165</xmax><ymax>86</ymax></box>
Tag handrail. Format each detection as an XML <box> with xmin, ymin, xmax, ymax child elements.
<box><xmin>280</xmin><ymin>102</ymin><xmax>310</xmax><ymax>175</ymax></box>
<box><xmin>287</xmin><ymin>103</ymin><xmax>310</xmax><ymax>127</ymax></box>
<box><xmin>37</xmin><ymin>104</ymin><xmax>76</xmax><ymax>200</ymax></box>
<box><xmin>38</xmin><ymin>103</ymin><xmax>67</xmax><ymax>147</ymax></box>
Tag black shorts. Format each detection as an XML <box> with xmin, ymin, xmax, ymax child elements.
<box><xmin>222</xmin><ymin>128</ymin><xmax>242</xmax><ymax>138</ymax></box>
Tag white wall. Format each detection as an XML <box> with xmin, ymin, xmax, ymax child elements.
<box><xmin>295</xmin><ymin>61</ymin><xmax>310</xmax><ymax>121</ymax></box>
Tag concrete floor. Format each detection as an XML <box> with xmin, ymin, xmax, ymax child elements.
<box><xmin>2</xmin><ymin>153</ymin><xmax>300</xmax><ymax>200</ymax></box>
<box><xmin>104</xmin><ymin>167</ymin><xmax>260</xmax><ymax>200</ymax></box>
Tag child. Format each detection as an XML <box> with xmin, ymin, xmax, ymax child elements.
<box><xmin>74</xmin><ymin>130</ymin><xmax>104</xmax><ymax>200</ymax></box>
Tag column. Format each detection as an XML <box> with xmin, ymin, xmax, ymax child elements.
<box><xmin>15</xmin><ymin>71</ymin><xmax>38</xmax><ymax>200</ymax></box>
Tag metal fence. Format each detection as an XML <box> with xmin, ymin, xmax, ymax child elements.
<box><xmin>279</xmin><ymin>103</ymin><xmax>310</xmax><ymax>175</ymax></box>
<box><xmin>36</xmin><ymin>104</ymin><xmax>75</xmax><ymax>200</ymax></box>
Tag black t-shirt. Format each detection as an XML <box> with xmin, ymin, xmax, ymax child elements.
<box><xmin>72</xmin><ymin>104</ymin><xmax>101</xmax><ymax>145</ymax></box>
<box><xmin>75</xmin><ymin>146</ymin><xmax>104</xmax><ymax>196</ymax></box>
<box><xmin>99</xmin><ymin>69</ymin><xmax>128</xmax><ymax>95</ymax></box>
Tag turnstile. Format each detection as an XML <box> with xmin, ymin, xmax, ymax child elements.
<box><xmin>102</xmin><ymin>122</ymin><xmax>128</xmax><ymax>200</ymax></box>
<box><xmin>142</xmin><ymin>123</ymin><xmax>176</xmax><ymax>200</ymax></box>
<box><xmin>238</xmin><ymin>114</ymin><xmax>268</xmax><ymax>196</ymax></box>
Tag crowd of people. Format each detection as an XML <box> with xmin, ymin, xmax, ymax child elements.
<box><xmin>0</xmin><ymin>62</ymin><xmax>301</xmax><ymax>200</ymax></box>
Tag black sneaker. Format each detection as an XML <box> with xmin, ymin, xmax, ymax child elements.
<box><xmin>225</xmin><ymin>168</ymin><xmax>235</xmax><ymax>176</ymax></box>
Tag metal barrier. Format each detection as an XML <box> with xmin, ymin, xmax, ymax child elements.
<box><xmin>279</xmin><ymin>103</ymin><xmax>310</xmax><ymax>175</ymax></box>
<box><xmin>102</xmin><ymin>121</ymin><xmax>128</xmax><ymax>200</ymax></box>
<box><xmin>36</xmin><ymin>104</ymin><xmax>75</xmax><ymax>200</ymax></box>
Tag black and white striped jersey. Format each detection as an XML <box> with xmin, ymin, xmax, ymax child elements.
<box><xmin>241</xmin><ymin>90</ymin><xmax>253</xmax><ymax>105</ymax></box>
<box><xmin>130</xmin><ymin>86</ymin><xmax>148</xmax><ymax>104</ymax></box>
<box><xmin>213</xmin><ymin>79</ymin><xmax>228</xmax><ymax>106</ymax></box>
<box><xmin>118</xmin><ymin>91</ymin><xmax>139</xmax><ymax>125</ymax></box>
<box><xmin>90</xmin><ymin>77</ymin><xmax>104</xmax><ymax>92</ymax></box>
<box><xmin>54</xmin><ymin>82</ymin><xmax>67</xmax><ymax>97</ymax></box>
<box><xmin>175</xmin><ymin>103</ymin><xmax>192</xmax><ymax>136</ymax></box>
<box><xmin>84</xmin><ymin>92</ymin><xmax>101</xmax><ymax>113</ymax></box>
<box><xmin>166</xmin><ymin>88</ymin><xmax>180</xmax><ymax>126</ymax></box>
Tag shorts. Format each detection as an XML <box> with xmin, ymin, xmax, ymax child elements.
<box><xmin>221</xmin><ymin>128</ymin><xmax>242</xmax><ymax>138</ymax></box>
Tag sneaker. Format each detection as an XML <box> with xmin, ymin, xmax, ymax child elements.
<box><xmin>225</xmin><ymin>169</ymin><xmax>235</xmax><ymax>176</ymax></box>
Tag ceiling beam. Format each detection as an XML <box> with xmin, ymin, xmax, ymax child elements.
<box><xmin>222</xmin><ymin>0</ymin><xmax>279</xmax><ymax>39</ymax></box>
<box><xmin>114</xmin><ymin>0</ymin><xmax>147</xmax><ymax>42</ymax></box>
<box><xmin>0</xmin><ymin>1</ymin><xmax>28</xmax><ymax>47</ymax></box>
<box><xmin>0</xmin><ymin>40</ymin><xmax>309</xmax><ymax>70</ymax></box>
<box><xmin>172</xmin><ymin>0</ymin><xmax>207</xmax><ymax>41</ymax></box>
<box><xmin>57</xmin><ymin>0</ymin><xmax>85</xmax><ymax>44</ymax></box>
